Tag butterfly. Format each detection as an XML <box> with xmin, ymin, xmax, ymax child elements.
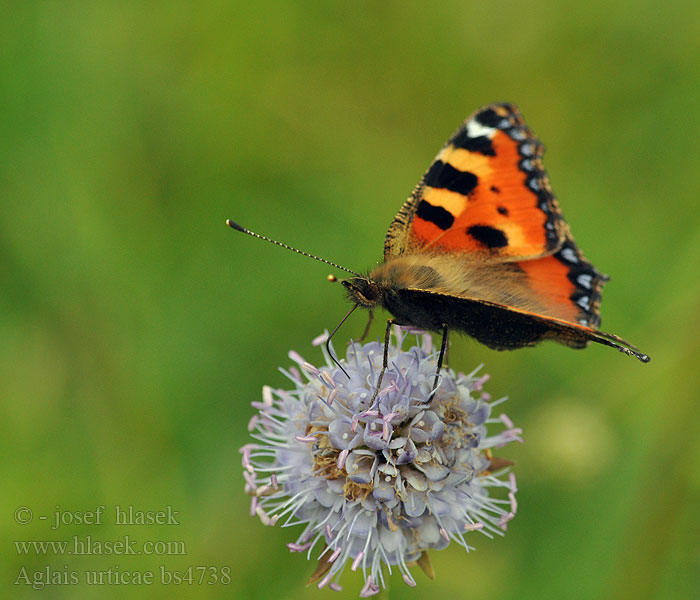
<box><xmin>228</xmin><ymin>102</ymin><xmax>649</xmax><ymax>393</ymax></box>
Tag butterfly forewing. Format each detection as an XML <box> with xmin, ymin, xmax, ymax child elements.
<box><xmin>385</xmin><ymin>103</ymin><xmax>567</xmax><ymax>262</ymax></box>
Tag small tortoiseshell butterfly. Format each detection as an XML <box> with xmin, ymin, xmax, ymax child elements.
<box><xmin>229</xmin><ymin>102</ymin><xmax>650</xmax><ymax>377</ymax></box>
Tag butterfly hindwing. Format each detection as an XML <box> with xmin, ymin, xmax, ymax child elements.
<box><xmin>385</xmin><ymin>103</ymin><xmax>568</xmax><ymax>262</ymax></box>
<box><xmin>383</xmin><ymin>286</ymin><xmax>648</xmax><ymax>362</ymax></box>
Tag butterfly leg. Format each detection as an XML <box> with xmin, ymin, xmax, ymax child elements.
<box><xmin>443</xmin><ymin>329</ymin><xmax>450</xmax><ymax>368</ymax></box>
<box><xmin>369</xmin><ymin>319</ymin><xmax>394</xmax><ymax>406</ymax></box>
<box><xmin>326</xmin><ymin>303</ymin><xmax>360</xmax><ymax>379</ymax></box>
<box><xmin>358</xmin><ymin>310</ymin><xmax>374</xmax><ymax>342</ymax></box>
<box><xmin>429</xmin><ymin>324</ymin><xmax>449</xmax><ymax>401</ymax></box>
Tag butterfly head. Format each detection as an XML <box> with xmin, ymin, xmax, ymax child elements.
<box><xmin>341</xmin><ymin>277</ymin><xmax>382</xmax><ymax>308</ymax></box>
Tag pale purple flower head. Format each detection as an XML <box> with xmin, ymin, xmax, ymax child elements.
<box><xmin>241</xmin><ymin>328</ymin><xmax>522</xmax><ymax>596</ymax></box>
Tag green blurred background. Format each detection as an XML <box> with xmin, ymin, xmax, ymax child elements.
<box><xmin>2</xmin><ymin>1</ymin><xmax>699</xmax><ymax>598</ymax></box>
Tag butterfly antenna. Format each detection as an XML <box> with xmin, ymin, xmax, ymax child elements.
<box><xmin>226</xmin><ymin>219</ymin><xmax>362</xmax><ymax>277</ymax></box>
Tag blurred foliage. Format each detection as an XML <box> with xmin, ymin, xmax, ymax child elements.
<box><xmin>2</xmin><ymin>1</ymin><xmax>699</xmax><ymax>599</ymax></box>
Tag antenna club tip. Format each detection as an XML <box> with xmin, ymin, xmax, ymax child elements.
<box><xmin>327</xmin><ymin>274</ymin><xmax>338</xmax><ymax>283</ymax></box>
<box><xmin>226</xmin><ymin>219</ymin><xmax>246</xmax><ymax>232</ymax></box>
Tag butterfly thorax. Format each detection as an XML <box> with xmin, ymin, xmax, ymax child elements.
<box><xmin>342</xmin><ymin>257</ymin><xmax>453</xmax><ymax>314</ymax></box>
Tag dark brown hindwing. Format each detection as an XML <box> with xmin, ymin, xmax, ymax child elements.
<box><xmin>383</xmin><ymin>287</ymin><xmax>593</xmax><ymax>351</ymax></box>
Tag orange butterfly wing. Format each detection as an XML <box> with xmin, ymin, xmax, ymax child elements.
<box><xmin>385</xmin><ymin>103</ymin><xmax>608</xmax><ymax>329</ymax></box>
<box><xmin>385</xmin><ymin>103</ymin><xmax>566</xmax><ymax>261</ymax></box>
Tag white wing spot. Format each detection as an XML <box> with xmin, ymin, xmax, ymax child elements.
<box><xmin>561</xmin><ymin>247</ymin><xmax>579</xmax><ymax>264</ymax></box>
<box><xmin>577</xmin><ymin>274</ymin><xmax>593</xmax><ymax>289</ymax></box>
<box><xmin>466</xmin><ymin>119</ymin><xmax>497</xmax><ymax>139</ymax></box>
<box><xmin>577</xmin><ymin>295</ymin><xmax>591</xmax><ymax>310</ymax></box>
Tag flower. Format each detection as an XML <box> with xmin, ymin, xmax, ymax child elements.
<box><xmin>240</xmin><ymin>328</ymin><xmax>522</xmax><ymax>596</ymax></box>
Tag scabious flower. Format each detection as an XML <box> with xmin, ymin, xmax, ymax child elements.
<box><xmin>240</xmin><ymin>328</ymin><xmax>522</xmax><ymax>596</ymax></box>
